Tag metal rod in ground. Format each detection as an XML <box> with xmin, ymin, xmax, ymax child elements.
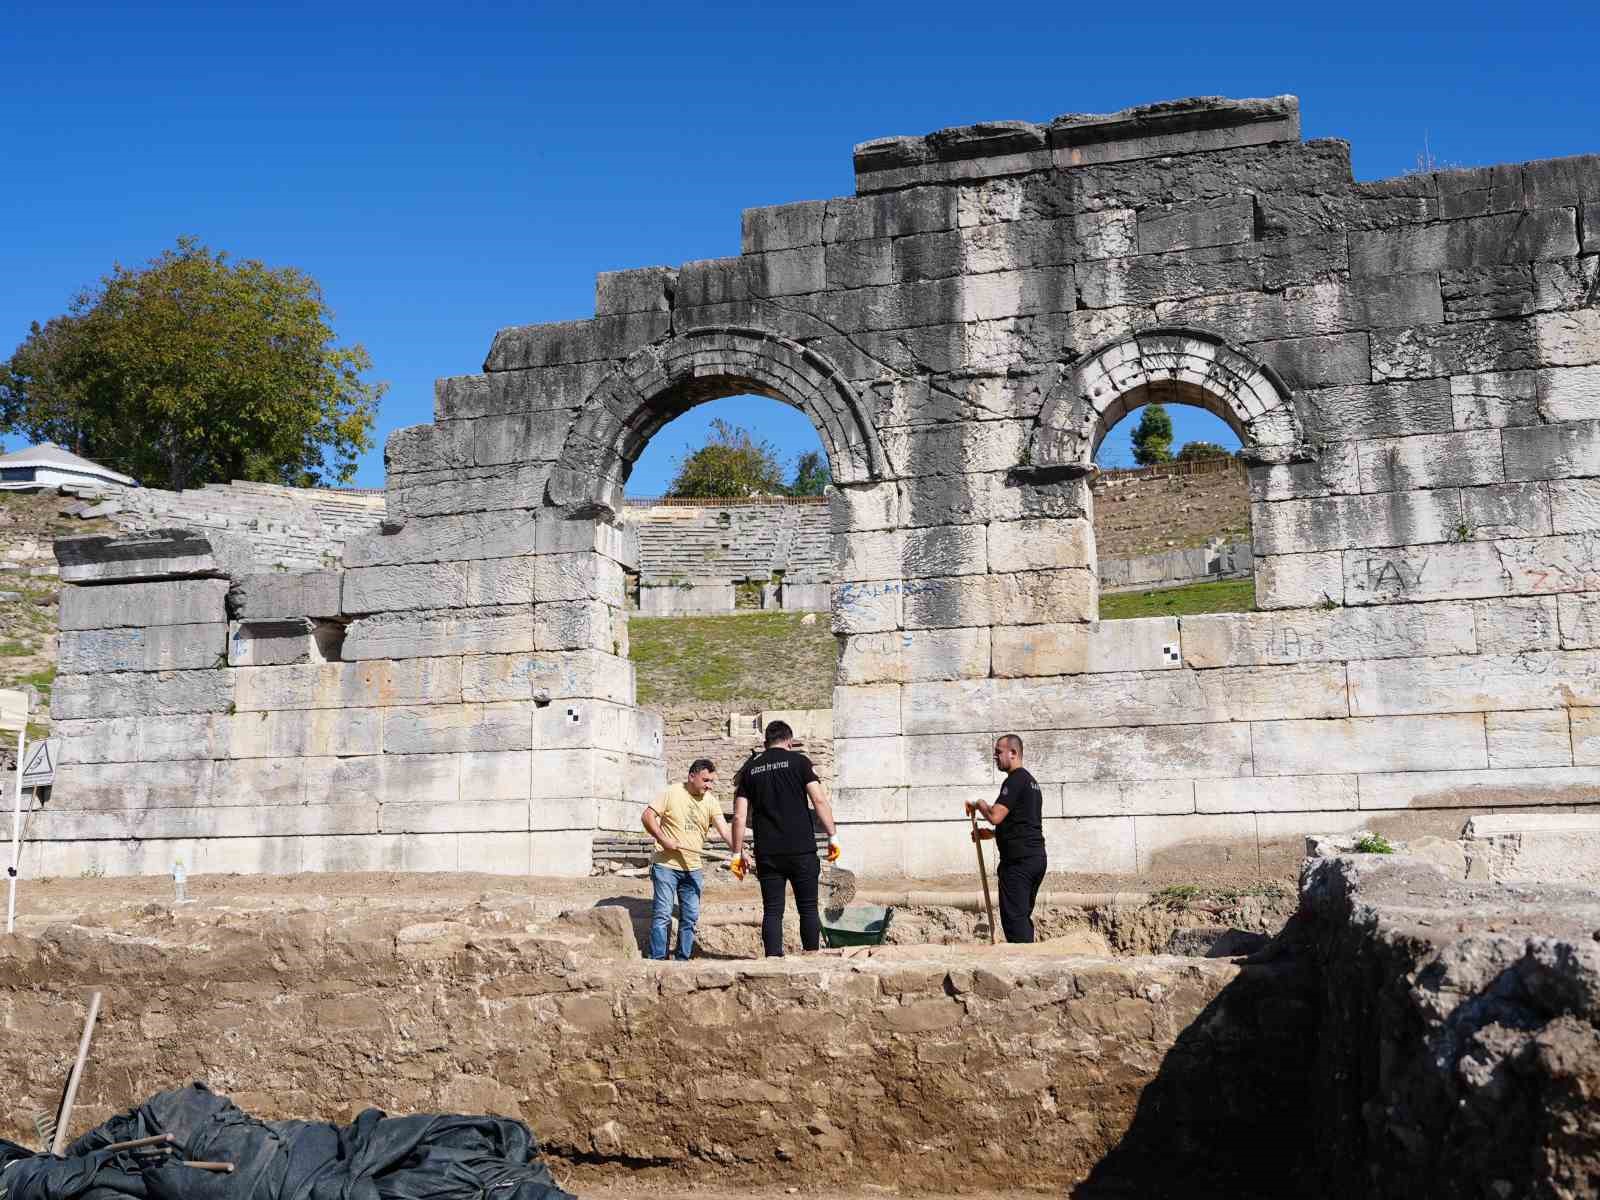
<box><xmin>51</xmin><ymin>991</ymin><xmax>102</xmax><ymax>1155</ymax></box>
<box><xmin>970</xmin><ymin>810</ymin><xmax>997</xmax><ymax>945</ymax></box>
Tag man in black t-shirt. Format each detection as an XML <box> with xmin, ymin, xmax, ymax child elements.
<box><xmin>969</xmin><ymin>733</ymin><xmax>1048</xmax><ymax>943</ymax></box>
<box><xmin>730</xmin><ymin>719</ymin><xmax>840</xmax><ymax>956</ymax></box>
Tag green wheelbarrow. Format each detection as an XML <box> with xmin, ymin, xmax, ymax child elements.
<box><xmin>820</xmin><ymin>903</ymin><xmax>895</xmax><ymax>948</ymax></box>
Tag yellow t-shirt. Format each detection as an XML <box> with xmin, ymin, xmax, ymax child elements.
<box><xmin>649</xmin><ymin>783</ymin><xmax>723</xmax><ymax>870</ymax></box>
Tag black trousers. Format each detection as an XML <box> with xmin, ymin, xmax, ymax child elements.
<box><xmin>756</xmin><ymin>852</ymin><xmax>820</xmax><ymax>956</ymax></box>
<box><xmin>997</xmin><ymin>853</ymin><xmax>1047</xmax><ymax>943</ymax></box>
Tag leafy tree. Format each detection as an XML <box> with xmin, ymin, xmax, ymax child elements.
<box><xmin>788</xmin><ymin>450</ymin><xmax>830</xmax><ymax>496</ymax></box>
<box><xmin>666</xmin><ymin>419</ymin><xmax>786</xmax><ymax>498</ymax></box>
<box><xmin>1175</xmin><ymin>440</ymin><xmax>1234</xmax><ymax>463</ymax></box>
<box><xmin>1130</xmin><ymin>403</ymin><xmax>1174</xmax><ymax>466</ymax></box>
<box><xmin>0</xmin><ymin>237</ymin><xmax>382</xmax><ymax>490</ymax></box>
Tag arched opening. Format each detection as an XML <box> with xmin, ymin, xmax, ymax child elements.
<box><xmin>548</xmin><ymin>328</ymin><xmax>884</xmax><ymax>821</ymax></box>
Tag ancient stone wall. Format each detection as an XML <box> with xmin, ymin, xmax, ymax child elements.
<box><xmin>43</xmin><ymin>92</ymin><xmax>1600</xmax><ymax>878</ymax></box>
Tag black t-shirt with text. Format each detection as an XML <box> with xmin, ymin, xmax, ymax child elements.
<box><xmin>994</xmin><ymin>767</ymin><xmax>1046</xmax><ymax>862</ymax></box>
<box><xmin>735</xmin><ymin>748</ymin><xmax>820</xmax><ymax>857</ymax></box>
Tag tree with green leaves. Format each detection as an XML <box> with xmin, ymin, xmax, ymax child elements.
<box><xmin>0</xmin><ymin>237</ymin><xmax>382</xmax><ymax>491</ymax></box>
<box><xmin>788</xmin><ymin>449</ymin><xmax>830</xmax><ymax>496</ymax></box>
<box><xmin>1175</xmin><ymin>440</ymin><xmax>1234</xmax><ymax>463</ymax></box>
<box><xmin>1130</xmin><ymin>403</ymin><xmax>1174</xmax><ymax>466</ymax></box>
<box><xmin>666</xmin><ymin>419</ymin><xmax>786</xmax><ymax>498</ymax></box>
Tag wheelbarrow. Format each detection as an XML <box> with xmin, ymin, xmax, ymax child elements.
<box><xmin>820</xmin><ymin>903</ymin><xmax>895</xmax><ymax>948</ymax></box>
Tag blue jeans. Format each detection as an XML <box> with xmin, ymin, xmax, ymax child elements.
<box><xmin>648</xmin><ymin>863</ymin><xmax>705</xmax><ymax>960</ymax></box>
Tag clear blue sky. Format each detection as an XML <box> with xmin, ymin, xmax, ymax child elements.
<box><xmin>4</xmin><ymin>0</ymin><xmax>1597</xmax><ymax>491</ymax></box>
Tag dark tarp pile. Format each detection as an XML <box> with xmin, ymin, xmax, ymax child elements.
<box><xmin>0</xmin><ymin>1084</ymin><xmax>575</xmax><ymax>1200</ymax></box>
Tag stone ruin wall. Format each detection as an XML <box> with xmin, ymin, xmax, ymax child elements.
<box><xmin>39</xmin><ymin>92</ymin><xmax>1600</xmax><ymax>879</ymax></box>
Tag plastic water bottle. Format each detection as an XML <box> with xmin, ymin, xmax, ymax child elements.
<box><xmin>173</xmin><ymin>858</ymin><xmax>189</xmax><ymax>905</ymax></box>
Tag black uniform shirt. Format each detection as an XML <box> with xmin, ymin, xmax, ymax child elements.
<box><xmin>994</xmin><ymin>767</ymin><xmax>1046</xmax><ymax>862</ymax></box>
<box><xmin>735</xmin><ymin>748</ymin><xmax>820</xmax><ymax>857</ymax></box>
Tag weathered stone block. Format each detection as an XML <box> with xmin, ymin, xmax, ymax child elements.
<box><xmin>1535</xmin><ymin>309</ymin><xmax>1600</xmax><ymax>366</ymax></box>
<box><xmin>387</xmin><ymin>461</ymin><xmax>551</xmax><ymax>521</ymax></box>
<box><xmin>1449</xmin><ymin>370</ymin><xmax>1540</xmax><ymax>430</ymax></box>
<box><xmin>1296</xmin><ymin>379</ymin><xmax>1455</xmax><ymax>441</ymax></box>
<box><xmin>52</xmin><ymin>668</ymin><xmax>235</xmax><ymax>721</ymax></box>
<box><xmin>1349</xmin><ymin>649</ymin><xmax>1600</xmax><ymax>715</ymax></box>
<box><xmin>530</xmin><ymin>748</ymin><xmax>627</xmax><ymax>801</ymax></box>
<box><xmin>1195</xmin><ymin>774</ymin><xmax>1358</xmax><ymax>814</ymax></box>
<box><xmin>1370</xmin><ymin>318</ymin><xmax>1536</xmax><ymax>381</ymax></box>
<box><xmin>61</xmin><ymin>578</ymin><xmax>229</xmax><ymax>630</ymax></box>
<box><xmin>1502</xmin><ymin>420</ymin><xmax>1600</xmax><ymax>480</ymax></box>
<box><xmin>225</xmin><ymin>708</ymin><xmax>382</xmax><ymax>759</ymax></box>
<box><xmin>460</xmin><ymin>650</ymin><xmax>633</xmax><ymax>704</ymax></box>
<box><xmin>1573</xmin><ymin>708</ymin><xmax>1600</xmax><ymax>764</ymax></box>
<box><xmin>1251</xmin><ymin>714</ymin><xmax>1488</xmax><ymax>775</ymax></box>
<box><xmin>226</xmin><ymin>619</ymin><xmax>321</xmax><ymax>667</ymax></box>
<box><xmin>383</xmin><ymin>702</ymin><xmax>534</xmax><ymax>754</ymax></box>
<box><xmin>1254</xmin><ymin>551</ymin><xmax>1344</xmax><ymax>609</ymax></box>
<box><xmin>434</xmin><ymin>362</ymin><xmax>603</xmax><ymax>421</ymax></box>
<box><xmin>1355</xmin><ymin>430</ymin><xmax>1504</xmax><ymax>493</ymax></box>
<box><xmin>343</xmin><ymin>607</ymin><xmax>535</xmax><ymax>659</ymax></box>
<box><xmin>1027</xmin><ymin>723</ymin><xmax>1253</xmax><ymax>783</ymax></box>
<box><xmin>1473</xmin><ymin>596</ymin><xmax>1560</xmax><ymax>652</ymax></box>
<box><xmin>1355</xmin><ymin>764</ymin><xmax>1600</xmax><ymax>809</ymax></box>
<box><xmin>1254</xmin><ymin>489</ymin><xmax>1462</xmax><ymax>556</ymax></box>
<box><xmin>1248</xmin><ymin>332</ymin><xmax>1370</xmax><ymax>388</ymax></box>
<box><xmin>534</xmin><ymin>600</ymin><xmax>618</xmax><ymax>653</ymax></box>
<box><xmin>1180</xmin><ymin>603</ymin><xmax>1476</xmax><ymax>668</ymax></box>
<box><xmin>992</xmin><ymin>617</ymin><xmax>1180</xmax><ymax>677</ymax></box>
<box><xmin>1137</xmin><ymin>196</ymin><xmax>1255</xmax><ymax>254</ymax></box>
<box><xmin>343</xmin><ymin>513</ymin><xmax>537</xmax><ymax>568</ymax></box>
<box><xmin>56</xmin><ymin>529</ymin><xmax>254</xmax><ymax>584</ymax></box>
<box><xmin>1536</xmin><ymin>364</ymin><xmax>1600</xmax><ymax>422</ymax></box>
<box><xmin>831</xmin><ymin>580</ymin><xmax>903</xmax><ymax>634</ymax></box>
<box><xmin>594</xmin><ymin>265</ymin><xmax>676</xmax><ymax>315</ymax></box>
<box><xmin>836</xmin><ymin>628</ymin><xmax>990</xmax><ymax>685</ymax></box>
<box><xmin>831</xmin><ymin>684</ymin><xmax>901</xmax><ymax>738</ymax></box>
<box><xmin>50</xmin><ymin>760</ymin><xmax>215</xmax><ymax>811</ymax></box>
<box><xmin>1557</xmin><ymin>592</ymin><xmax>1600</xmax><ymax>648</ymax></box>
<box><xmin>900</xmin><ymin>575</ymin><xmax>995</xmax><ymax>630</ymax></box>
<box><xmin>1460</xmin><ymin>482</ymin><xmax>1553</xmax><ymax>539</ymax></box>
<box><xmin>344</xmin><ymin>563</ymin><xmax>467</xmax><ymax>614</ymax></box>
<box><xmin>1248</xmin><ymin>445</ymin><xmax>1361</xmax><ymax>502</ymax></box>
<box><xmin>880</xmin><ymin>421</ymin><xmax>1028</xmax><ymax>480</ymax></box>
<box><xmin>57</xmin><ymin>622</ymin><xmax>227</xmax><ymax>674</ymax></box>
<box><xmin>985</xmin><ymin>518</ymin><xmax>1093</xmax><ymax>571</ymax></box>
<box><xmin>1485</xmin><ymin>710</ymin><xmax>1572</xmax><ymax>768</ymax></box>
<box><xmin>483</xmin><ymin>311</ymin><xmax>671</xmax><ymax>371</ymax></box>
<box><xmin>1349</xmin><ymin>209</ymin><xmax>1579</xmax><ymax>278</ymax></box>
<box><xmin>988</xmin><ymin>568</ymin><xmax>1096</xmax><ymax>625</ymax></box>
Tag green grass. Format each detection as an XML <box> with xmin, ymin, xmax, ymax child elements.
<box><xmin>0</xmin><ymin>641</ymin><xmax>31</xmax><ymax>657</ymax></box>
<box><xmin>1353</xmin><ymin>833</ymin><xmax>1395</xmax><ymax>854</ymax></box>
<box><xmin>630</xmin><ymin>611</ymin><xmax>836</xmax><ymax>709</ymax></box>
<box><xmin>1099</xmin><ymin>577</ymin><xmax>1255</xmax><ymax>621</ymax></box>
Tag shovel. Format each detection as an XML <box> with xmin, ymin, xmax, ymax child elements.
<box><xmin>968</xmin><ymin>807</ymin><xmax>997</xmax><ymax>945</ymax></box>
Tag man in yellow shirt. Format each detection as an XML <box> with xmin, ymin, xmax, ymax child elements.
<box><xmin>641</xmin><ymin>758</ymin><xmax>734</xmax><ymax>961</ymax></box>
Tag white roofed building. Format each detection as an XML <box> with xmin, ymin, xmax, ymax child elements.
<box><xmin>0</xmin><ymin>443</ymin><xmax>135</xmax><ymax>491</ymax></box>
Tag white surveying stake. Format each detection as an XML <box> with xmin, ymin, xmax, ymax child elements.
<box><xmin>0</xmin><ymin>688</ymin><xmax>30</xmax><ymax>934</ymax></box>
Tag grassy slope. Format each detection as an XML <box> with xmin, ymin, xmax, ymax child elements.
<box><xmin>629</xmin><ymin>612</ymin><xmax>837</xmax><ymax>710</ymax></box>
<box><xmin>1098</xmin><ymin>577</ymin><xmax>1255</xmax><ymax>620</ymax></box>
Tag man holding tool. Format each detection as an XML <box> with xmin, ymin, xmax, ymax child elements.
<box><xmin>730</xmin><ymin>720</ymin><xmax>840</xmax><ymax>956</ymax></box>
<box><xmin>642</xmin><ymin>758</ymin><xmax>734</xmax><ymax>961</ymax></box>
<box><xmin>969</xmin><ymin>734</ymin><xmax>1048</xmax><ymax>943</ymax></box>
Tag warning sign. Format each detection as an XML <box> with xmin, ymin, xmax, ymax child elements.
<box><xmin>20</xmin><ymin>739</ymin><xmax>54</xmax><ymax>789</ymax></box>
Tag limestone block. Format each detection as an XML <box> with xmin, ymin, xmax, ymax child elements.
<box><xmin>1537</xmin><ymin>364</ymin><xmax>1600</xmax><ymax>421</ymax></box>
<box><xmin>1349</xmin><ymin>209</ymin><xmax>1578</xmax><ymax>278</ymax></box>
<box><xmin>1249</xmin><ymin>332</ymin><xmax>1371</xmax><ymax>389</ymax></box>
<box><xmin>993</xmin><ymin>617</ymin><xmax>1181</xmax><ymax>677</ymax></box>
<box><xmin>880</xmin><ymin>422</ymin><xmax>1027</xmax><ymax>480</ymax></box>
<box><xmin>900</xmin><ymin>733</ymin><xmax>997</xmax><ymax>787</ymax></box>
<box><xmin>637</xmin><ymin>583</ymin><xmax>734</xmax><ymax>617</ymax></box>
<box><xmin>1557</xmin><ymin>592</ymin><xmax>1600</xmax><ymax>648</ymax></box>
<box><xmin>778</xmin><ymin>582</ymin><xmax>830</xmax><ymax>612</ymax></box>
<box><xmin>834</xmin><ymin>736</ymin><xmax>907</xmax><ymax>790</ymax></box>
<box><xmin>897</xmin><ymin>471</ymin><xmax>1033</xmax><ymax>529</ymax></box>
<box><xmin>61</xmin><ymin>578</ymin><xmax>229</xmax><ymax>630</ymax></box>
<box><xmin>1572</xmin><ymin>708</ymin><xmax>1600</xmax><ymax>764</ymax></box>
<box><xmin>535</xmin><ymin>600</ymin><xmax>618</xmax><ymax>653</ymax></box>
<box><xmin>343</xmin><ymin>512</ymin><xmax>537</xmax><ymax>568</ymax></box>
<box><xmin>834</xmin><ymin>530</ymin><xmax>901</xmax><ymax>583</ymax></box>
<box><xmin>1078</xmin><ymin>234</ymin><xmax>1343</xmax><ymax>310</ymax></box>
<box><xmin>1534</xmin><ymin>309</ymin><xmax>1600</xmax><ymax>366</ymax></box>
<box><xmin>1502</xmin><ymin>420</ymin><xmax>1600</xmax><ymax>480</ymax></box>
<box><xmin>905</xmin><ymin>662</ymin><xmax>1346</xmax><ymax>735</ymax></box>
<box><xmin>535</xmin><ymin>553</ymin><xmax>624</xmax><ymax>604</ymax></box>
<box><xmin>484</xmin><ymin>310</ymin><xmax>671</xmax><ymax>371</ymax></box>
<box><xmin>50</xmin><ymin>760</ymin><xmax>215</xmax><ymax>812</ymax></box>
<box><xmin>1137</xmin><ymin>195</ymin><xmax>1255</xmax><ymax>254</ymax></box>
<box><xmin>1252</xmin><ymin>490</ymin><xmax>1464</xmax><ymax>556</ymax></box>
<box><xmin>1460</xmin><ymin>482</ymin><xmax>1553</xmax><ymax>539</ymax></box>
<box><xmin>1341</xmin><ymin>542</ymin><xmax>1502</xmax><ymax>606</ymax></box>
<box><xmin>1043</xmin><ymin>816</ymin><xmax>1138</xmax><ymax>875</ymax></box>
<box><xmin>1060</xmin><ymin>780</ymin><xmax>1193</xmax><ymax>818</ymax></box>
<box><xmin>460</xmin><ymin>650</ymin><xmax>634</xmax><ymax>704</ymax></box>
<box><xmin>343</xmin><ymin>563</ymin><xmax>467</xmax><ymax>614</ymax></box>
<box><xmin>368</xmin><ymin>753</ymin><xmax>461</xmax><ymax>805</ymax></box>
<box><xmin>212</xmin><ymin>757</ymin><xmax>309</xmax><ymax>807</ymax></box>
<box><xmin>594</xmin><ymin>264</ymin><xmax>677</xmax><ymax>314</ymax></box>
<box><xmin>1370</xmin><ymin>318</ymin><xmax>1536</xmax><ymax>381</ymax></box>
<box><xmin>227</xmin><ymin>619</ymin><xmax>319</xmax><ymax>668</ymax></box>
<box><xmin>1356</xmin><ymin>765</ymin><xmax>1600</xmax><ymax>809</ymax></box>
<box><xmin>1248</xmin><ymin>445</ymin><xmax>1361</xmax><ymax>502</ymax></box>
<box><xmin>52</xmin><ymin>669</ymin><xmax>235</xmax><ymax>721</ymax></box>
<box><xmin>1251</xmin><ymin>714</ymin><xmax>1487</xmax><ymax>775</ymax></box>
<box><xmin>381</xmin><ymin>799</ymin><xmax>528</xmax><ymax>835</ymax></box>
<box><xmin>56</xmin><ymin>529</ymin><xmax>254</xmax><ymax>584</ymax></box>
<box><xmin>464</xmin><ymin>557</ymin><xmax>537</xmax><ymax>607</ymax></box>
<box><xmin>1349</xmin><ymin>649</ymin><xmax>1600</xmax><ymax>716</ymax></box>
<box><xmin>58</xmin><ymin>622</ymin><xmax>227</xmax><ymax>674</ymax></box>
<box><xmin>1180</xmin><ymin>604</ymin><xmax>1476</xmax><ymax>668</ymax></box>
<box><xmin>743</xmin><ymin>199</ymin><xmax>826</xmax><ymax>253</ymax></box>
<box><xmin>900</xmin><ymin>524</ymin><xmax>987</xmax><ymax>579</ymax></box>
<box><xmin>1296</xmin><ymin>379</ymin><xmax>1455</xmax><ymax>442</ymax></box>
<box><xmin>1449</xmin><ymin>370</ymin><xmax>1541</xmax><ymax>431</ymax></box>
<box><xmin>832</xmin><ymin>684</ymin><xmax>902</xmax><ymax>738</ymax></box>
<box><xmin>624</xmin><ymin>753</ymin><xmax>666</xmax><ymax>809</ymax></box>
<box><xmin>383</xmin><ymin>702</ymin><xmax>534</xmax><ymax>754</ymax></box>
<box><xmin>55</xmin><ymin>717</ymin><xmax>142</xmax><ymax>764</ymax></box>
<box><xmin>233</xmin><ymin>658</ymin><xmax>463</xmax><ymax>711</ymax></box>
<box><xmin>1355</xmin><ymin>430</ymin><xmax>1505</xmax><ymax>494</ymax></box>
<box><xmin>831</xmin><ymin>582</ymin><xmax>903</xmax><ymax>635</ymax></box>
<box><xmin>1025</xmin><ymin>723</ymin><xmax>1253</xmax><ymax>783</ymax></box>
<box><xmin>1194</xmin><ymin>774</ymin><xmax>1358</xmax><ymax>814</ymax></box>
<box><xmin>1550</xmin><ymin>480</ymin><xmax>1600</xmax><ymax>533</ymax></box>
<box><xmin>900</xmin><ymin>575</ymin><xmax>995</xmax><ymax>630</ymax></box>
<box><xmin>836</xmin><ymin>627</ymin><xmax>989</xmax><ymax>685</ymax></box>
<box><xmin>625</xmin><ymin>707</ymin><xmax>665</xmax><ymax>760</ymax></box>
<box><xmin>1254</xmin><ymin>551</ymin><xmax>1344</xmax><ymax>609</ymax></box>
<box><xmin>224</xmin><ymin>708</ymin><xmax>382</xmax><ymax>759</ymax></box>
<box><xmin>434</xmin><ymin>362</ymin><xmax>603</xmax><ymax>421</ymax></box>
<box><xmin>990</xmin><ymin>568</ymin><xmax>1096</xmax><ymax>626</ymax></box>
<box><xmin>831</xmin><ymin>787</ymin><xmax>909</xmax><ymax>823</ymax></box>
<box><xmin>343</xmin><ymin>606</ymin><xmax>535</xmax><ymax>659</ymax></box>
<box><xmin>530</xmin><ymin>749</ymin><xmax>627</xmax><ymax>801</ymax></box>
<box><xmin>1485</xmin><ymin>710</ymin><xmax>1572</xmax><ymax>768</ymax></box>
<box><xmin>31</xmin><ymin>801</ymin><xmax>377</xmax><ymax>842</ymax></box>
<box><xmin>1132</xmin><ymin>813</ymin><xmax>1260</xmax><ymax>872</ymax></box>
<box><xmin>387</xmin><ymin>462</ymin><xmax>551</xmax><ymax>521</ymax></box>
<box><xmin>829</xmin><ymin>482</ymin><xmax>900</xmax><ymax>533</ymax></box>
<box><xmin>985</xmin><ymin>518</ymin><xmax>1093</xmax><ymax>572</ymax></box>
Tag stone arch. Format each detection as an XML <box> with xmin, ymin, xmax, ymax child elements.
<box><xmin>1026</xmin><ymin>327</ymin><xmax>1307</xmax><ymax>473</ymax></box>
<box><xmin>547</xmin><ymin>327</ymin><xmax>885</xmax><ymax>511</ymax></box>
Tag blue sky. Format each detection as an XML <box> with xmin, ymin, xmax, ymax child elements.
<box><xmin>4</xmin><ymin>0</ymin><xmax>1597</xmax><ymax>492</ymax></box>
